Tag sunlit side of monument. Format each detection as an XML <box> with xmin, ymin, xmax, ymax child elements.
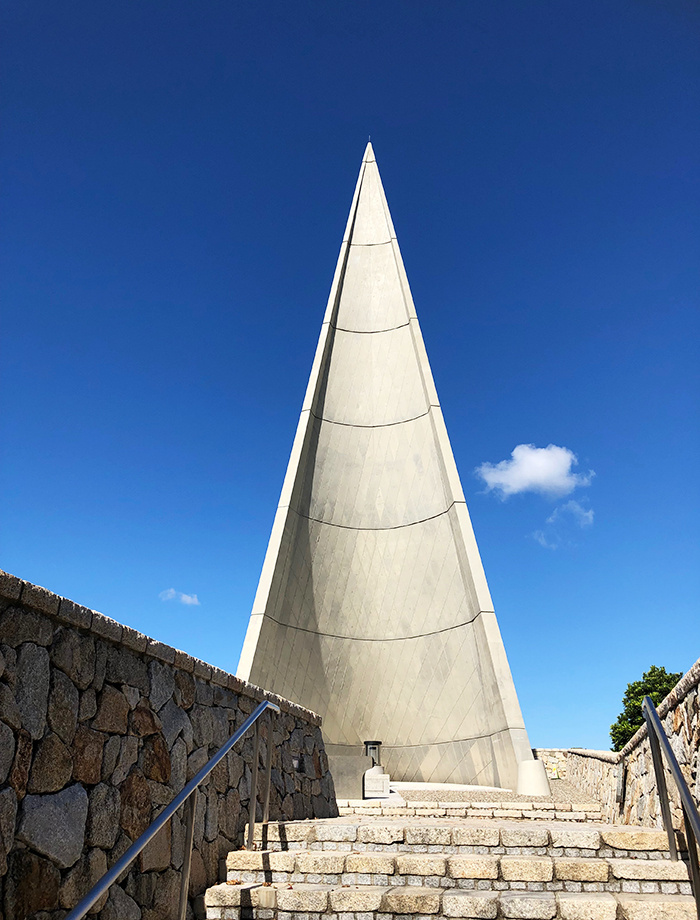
<box><xmin>237</xmin><ymin>143</ymin><xmax>540</xmax><ymax>794</ymax></box>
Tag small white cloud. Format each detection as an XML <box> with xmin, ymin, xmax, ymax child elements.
<box><xmin>547</xmin><ymin>500</ymin><xmax>594</xmax><ymax>528</ymax></box>
<box><xmin>533</xmin><ymin>530</ymin><xmax>559</xmax><ymax>549</ymax></box>
<box><xmin>159</xmin><ymin>588</ymin><xmax>201</xmax><ymax>606</ymax></box>
<box><xmin>476</xmin><ymin>443</ymin><xmax>594</xmax><ymax>499</ymax></box>
<box><xmin>179</xmin><ymin>592</ymin><xmax>200</xmax><ymax>606</ymax></box>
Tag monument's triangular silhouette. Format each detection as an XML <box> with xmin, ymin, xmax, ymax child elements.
<box><xmin>238</xmin><ymin>143</ymin><xmax>533</xmax><ymax>788</ymax></box>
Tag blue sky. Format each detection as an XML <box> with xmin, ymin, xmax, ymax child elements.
<box><xmin>2</xmin><ymin>0</ymin><xmax>698</xmax><ymax>750</ymax></box>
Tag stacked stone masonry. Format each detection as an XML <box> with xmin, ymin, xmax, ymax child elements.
<box><xmin>233</xmin><ymin>819</ymin><xmax>692</xmax><ymax>895</ymax></box>
<box><xmin>0</xmin><ymin>570</ymin><xmax>337</xmax><ymax>920</ymax></box>
<box><xmin>205</xmin><ymin>888</ymin><xmax>696</xmax><ymax>920</ymax></box>
<box><xmin>335</xmin><ymin>802</ymin><xmax>601</xmax><ymax>821</ymax></box>
<box><xmin>203</xmin><ymin>817</ymin><xmax>696</xmax><ymax>919</ymax></box>
<box><xmin>533</xmin><ymin>657</ymin><xmax>700</xmax><ymax>831</ymax></box>
<box><xmin>532</xmin><ymin>752</ymin><xmax>567</xmax><ymax>781</ymax></box>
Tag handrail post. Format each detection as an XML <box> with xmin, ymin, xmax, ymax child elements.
<box><xmin>641</xmin><ymin>696</ymin><xmax>700</xmax><ymax>920</ymax></box>
<box><xmin>643</xmin><ymin>700</ymin><xmax>678</xmax><ymax>860</ymax></box>
<box><xmin>177</xmin><ymin>789</ymin><xmax>197</xmax><ymax>920</ymax></box>
<box><xmin>246</xmin><ymin>720</ymin><xmax>261</xmax><ymax>849</ymax></box>
<box><xmin>683</xmin><ymin>802</ymin><xmax>700</xmax><ymax>911</ymax></box>
<box><xmin>263</xmin><ymin>710</ymin><xmax>274</xmax><ymax>824</ymax></box>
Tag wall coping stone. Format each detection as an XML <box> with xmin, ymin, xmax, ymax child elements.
<box><xmin>566</xmin><ymin>749</ymin><xmax>620</xmax><ymax>763</ymax></box>
<box><xmin>0</xmin><ymin>568</ymin><xmax>322</xmax><ymax>726</ymax></box>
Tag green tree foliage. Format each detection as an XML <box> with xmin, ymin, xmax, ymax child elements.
<box><xmin>610</xmin><ymin>665</ymin><xmax>683</xmax><ymax>752</ymax></box>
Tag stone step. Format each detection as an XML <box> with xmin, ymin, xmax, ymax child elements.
<box><xmin>336</xmin><ymin>800</ymin><xmax>603</xmax><ymax>821</ymax></box>
<box><xmin>204</xmin><ymin>881</ymin><xmax>697</xmax><ymax>919</ymax></box>
<box><xmin>224</xmin><ymin>848</ymin><xmax>692</xmax><ymax>894</ymax></box>
<box><xmin>246</xmin><ymin>819</ymin><xmax>674</xmax><ymax>859</ymax></box>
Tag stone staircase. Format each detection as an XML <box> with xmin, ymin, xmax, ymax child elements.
<box><xmin>334</xmin><ymin>799</ymin><xmax>606</xmax><ymax>822</ymax></box>
<box><xmin>203</xmin><ymin>814</ymin><xmax>696</xmax><ymax>919</ymax></box>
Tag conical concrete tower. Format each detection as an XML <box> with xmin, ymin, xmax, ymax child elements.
<box><xmin>238</xmin><ymin>144</ymin><xmax>533</xmax><ymax>789</ymax></box>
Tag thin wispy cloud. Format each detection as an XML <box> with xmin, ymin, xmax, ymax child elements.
<box><xmin>547</xmin><ymin>500</ymin><xmax>594</xmax><ymax>528</ymax></box>
<box><xmin>475</xmin><ymin>443</ymin><xmax>594</xmax><ymax>499</ymax></box>
<box><xmin>533</xmin><ymin>500</ymin><xmax>595</xmax><ymax>549</ymax></box>
<box><xmin>179</xmin><ymin>592</ymin><xmax>200</xmax><ymax>606</ymax></box>
<box><xmin>159</xmin><ymin>588</ymin><xmax>201</xmax><ymax>606</ymax></box>
<box><xmin>533</xmin><ymin>530</ymin><xmax>558</xmax><ymax>550</ymax></box>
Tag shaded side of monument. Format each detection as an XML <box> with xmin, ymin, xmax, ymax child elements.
<box><xmin>237</xmin><ymin>143</ymin><xmax>534</xmax><ymax>790</ymax></box>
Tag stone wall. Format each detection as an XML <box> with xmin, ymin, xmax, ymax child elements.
<box><xmin>532</xmin><ymin>749</ymin><xmax>568</xmax><ymax>779</ymax></box>
<box><xmin>561</xmin><ymin>658</ymin><xmax>700</xmax><ymax>829</ymax></box>
<box><xmin>565</xmin><ymin>749</ymin><xmax>620</xmax><ymax>821</ymax></box>
<box><xmin>0</xmin><ymin>570</ymin><xmax>338</xmax><ymax>920</ymax></box>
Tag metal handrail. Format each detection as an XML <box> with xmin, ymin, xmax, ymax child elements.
<box><xmin>642</xmin><ymin>695</ymin><xmax>700</xmax><ymax>918</ymax></box>
<box><xmin>65</xmin><ymin>698</ymin><xmax>281</xmax><ymax>920</ymax></box>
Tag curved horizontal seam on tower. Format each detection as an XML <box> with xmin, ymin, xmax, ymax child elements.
<box><xmin>309</xmin><ymin>407</ymin><xmax>431</xmax><ymax>429</ymax></box>
<box><xmin>330</xmin><ymin>321</ymin><xmax>410</xmax><ymax>334</ymax></box>
<box><xmin>381</xmin><ymin>728</ymin><xmax>515</xmax><ymax>749</ymax></box>
<box><xmin>287</xmin><ymin>501</ymin><xmax>458</xmax><ymax>531</ymax></box>
<box><xmin>348</xmin><ymin>240</ymin><xmax>397</xmax><ymax>247</ymax></box>
<box><xmin>261</xmin><ymin>610</ymin><xmax>486</xmax><ymax>642</ymax></box>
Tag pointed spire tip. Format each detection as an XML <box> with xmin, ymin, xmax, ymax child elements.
<box><xmin>363</xmin><ymin>140</ymin><xmax>375</xmax><ymax>163</ymax></box>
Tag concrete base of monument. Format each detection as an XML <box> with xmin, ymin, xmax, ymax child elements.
<box><xmin>516</xmin><ymin>759</ymin><xmax>552</xmax><ymax>796</ymax></box>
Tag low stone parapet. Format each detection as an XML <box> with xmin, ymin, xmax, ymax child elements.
<box><xmin>0</xmin><ymin>569</ymin><xmax>337</xmax><ymax>920</ymax></box>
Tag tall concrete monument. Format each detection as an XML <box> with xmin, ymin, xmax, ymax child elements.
<box><xmin>237</xmin><ymin>144</ymin><xmax>534</xmax><ymax>790</ymax></box>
